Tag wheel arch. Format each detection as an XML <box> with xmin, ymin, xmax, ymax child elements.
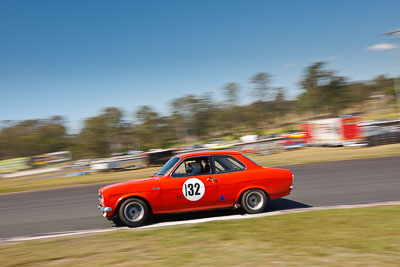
<box><xmin>237</xmin><ymin>186</ymin><xmax>270</xmax><ymax>204</ymax></box>
<box><xmin>115</xmin><ymin>194</ymin><xmax>153</xmax><ymax>217</ymax></box>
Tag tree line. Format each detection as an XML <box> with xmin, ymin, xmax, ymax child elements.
<box><xmin>0</xmin><ymin>62</ymin><xmax>396</xmax><ymax>160</ymax></box>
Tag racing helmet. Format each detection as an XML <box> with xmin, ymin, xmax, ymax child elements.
<box><xmin>187</xmin><ymin>162</ymin><xmax>201</xmax><ymax>175</ymax></box>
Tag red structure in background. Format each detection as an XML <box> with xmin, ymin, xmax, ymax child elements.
<box><xmin>301</xmin><ymin>116</ymin><xmax>363</xmax><ymax>146</ymax></box>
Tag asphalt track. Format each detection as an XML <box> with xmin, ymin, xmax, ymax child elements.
<box><xmin>1</xmin><ymin>156</ymin><xmax>399</xmax><ymax>239</ymax></box>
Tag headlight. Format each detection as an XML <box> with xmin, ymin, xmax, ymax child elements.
<box><xmin>98</xmin><ymin>192</ymin><xmax>104</xmax><ymax>204</ymax></box>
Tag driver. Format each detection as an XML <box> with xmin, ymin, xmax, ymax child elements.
<box><xmin>186</xmin><ymin>162</ymin><xmax>201</xmax><ymax>176</ymax></box>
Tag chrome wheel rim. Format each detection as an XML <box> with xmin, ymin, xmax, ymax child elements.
<box><xmin>246</xmin><ymin>191</ymin><xmax>264</xmax><ymax>210</ymax></box>
<box><xmin>124</xmin><ymin>202</ymin><xmax>144</xmax><ymax>222</ymax></box>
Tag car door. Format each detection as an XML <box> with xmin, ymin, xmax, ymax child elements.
<box><xmin>211</xmin><ymin>155</ymin><xmax>247</xmax><ymax>206</ymax></box>
<box><xmin>161</xmin><ymin>156</ymin><xmax>219</xmax><ymax>213</ymax></box>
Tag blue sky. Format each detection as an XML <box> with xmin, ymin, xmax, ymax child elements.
<box><xmin>0</xmin><ymin>0</ymin><xmax>399</xmax><ymax>132</ymax></box>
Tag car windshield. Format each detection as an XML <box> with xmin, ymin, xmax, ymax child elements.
<box><xmin>153</xmin><ymin>156</ymin><xmax>180</xmax><ymax>176</ymax></box>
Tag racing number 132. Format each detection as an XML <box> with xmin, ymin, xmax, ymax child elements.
<box><xmin>184</xmin><ymin>183</ymin><xmax>201</xmax><ymax>197</ymax></box>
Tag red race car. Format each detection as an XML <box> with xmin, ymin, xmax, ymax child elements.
<box><xmin>98</xmin><ymin>151</ymin><xmax>295</xmax><ymax>227</ymax></box>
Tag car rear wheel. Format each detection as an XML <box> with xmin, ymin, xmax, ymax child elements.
<box><xmin>118</xmin><ymin>198</ymin><xmax>149</xmax><ymax>227</ymax></box>
<box><xmin>241</xmin><ymin>189</ymin><xmax>267</xmax><ymax>214</ymax></box>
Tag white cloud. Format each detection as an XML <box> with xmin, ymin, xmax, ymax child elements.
<box><xmin>366</xmin><ymin>43</ymin><xmax>398</xmax><ymax>51</ymax></box>
<box><xmin>283</xmin><ymin>62</ymin><xmax>296</xmax><ymax>67</ymax></box>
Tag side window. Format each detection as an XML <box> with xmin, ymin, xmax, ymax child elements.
<box><xmin>172</xmin><ymin>156</ymin><xmax>212</xmax><ymax>177</ymax></box>
<box><xmin>172</xmin><ymin>162</ymin><xmax>187</xmax><ymax>177</ymax></box>
<box><xmin>212</xmin><ymin>156</ymin><xmax>246</xmax><ymax>174</ymax></box>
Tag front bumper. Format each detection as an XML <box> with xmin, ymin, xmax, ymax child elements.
<box><xmin>98</xmin><ymin>205</ymin><xmax>113</xmax><ymax>217</ymax></box>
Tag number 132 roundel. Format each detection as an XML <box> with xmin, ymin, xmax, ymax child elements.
<box><xmin>182</xmin><ymin>178</ymin><xmax>205</xmax><ymax>201</ymax></box>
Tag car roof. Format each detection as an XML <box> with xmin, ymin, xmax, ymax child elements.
<box><xmin>177</xmin><ymin>150</ymin><xmax>242</xmax><ymax>159</ymax></box>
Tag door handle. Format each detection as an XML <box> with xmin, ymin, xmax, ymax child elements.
<box><xmin>207</xmin><ymin>177</ymin><xmax>217</xmax><ymax>183</ymax></box>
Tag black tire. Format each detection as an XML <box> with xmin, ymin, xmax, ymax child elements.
<box><xmin>240</xmin><ymin>189</ymin><xmax>267</xmax><ymax>214</ymax></box>
<box><xmin>110</xmin><ymin>216</ymin><xmax>124</xmax><ymax>227</ymax></box>
<box><xmin>118</xmin><ymin>198</ymin><xmax>149</xmax><ymax>227</ymax></box>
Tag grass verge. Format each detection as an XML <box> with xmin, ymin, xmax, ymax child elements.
<box><xmin>1</xmin><ymin>205</ymin><xmax>399</xmax><ymax>266</ymax></box>
<box><xmin>1</xmin><ymin>143</ymin><xmax>400</xmax><ymax>194</ymax></box>
<box><xmin>252</xmin><ymin>143</ymin><xmax>400</xmax><ymax>167</ymax></box>
<box><xmin>0</xmin><ymin>167</ymin><xmax>159</xmax><ymax>194</ymax></box>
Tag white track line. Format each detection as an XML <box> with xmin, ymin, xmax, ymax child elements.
<box><xmin>2</xmin><ymin>200</ymin><xmax>400</xmax><ymax>244</ymax></box>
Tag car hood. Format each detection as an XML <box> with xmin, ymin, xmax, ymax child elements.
<box><xmin>99</xmin><ymin>177</ymin><xmax>157</xmax><ymax>195</ymax></box>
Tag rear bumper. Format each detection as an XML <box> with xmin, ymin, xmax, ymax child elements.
<box><xmin>290</xmin><ymin>173</ymin><xmax>296</xmax><ymax>189</ymax></box>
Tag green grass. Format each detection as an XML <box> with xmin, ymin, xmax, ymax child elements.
<box><xmin>1</xmin><ymin>143</ymin><xmax>400</xmax><ymax>195</ymax></box>
<box><xmin>0</xmin><ymin>167</ymin><xmax>159</xmax><ymax>194</ymax></box>
<box><xmin>252</xmin><ymin>143</ymin><xmax>400</xmax><ymax>167</ymax></box>
<box><xmin>1</xmin><ymin>205</ymin><xmax>400</xmax><ymax>266</ymax></box>
<box><xmin>364</xmin><ymin>112</ymin><xmax>399</xmax><ymax>121</ymax></box>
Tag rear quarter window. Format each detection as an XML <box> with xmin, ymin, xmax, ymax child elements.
<box><xmin>212</xmin><ymin>156</ymin><xmax>246</xmax><ymax>174</ymax></box>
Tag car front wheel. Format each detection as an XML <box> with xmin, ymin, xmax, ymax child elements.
<box><xmin>118</xmin><ymin>198</ymin><xmax>149</xmax><ymax>227</ymax></box>
<box><xmin>241</xmin><ymin>189</ymin><xmax>267</xmax><ymax>214</ymax></box>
